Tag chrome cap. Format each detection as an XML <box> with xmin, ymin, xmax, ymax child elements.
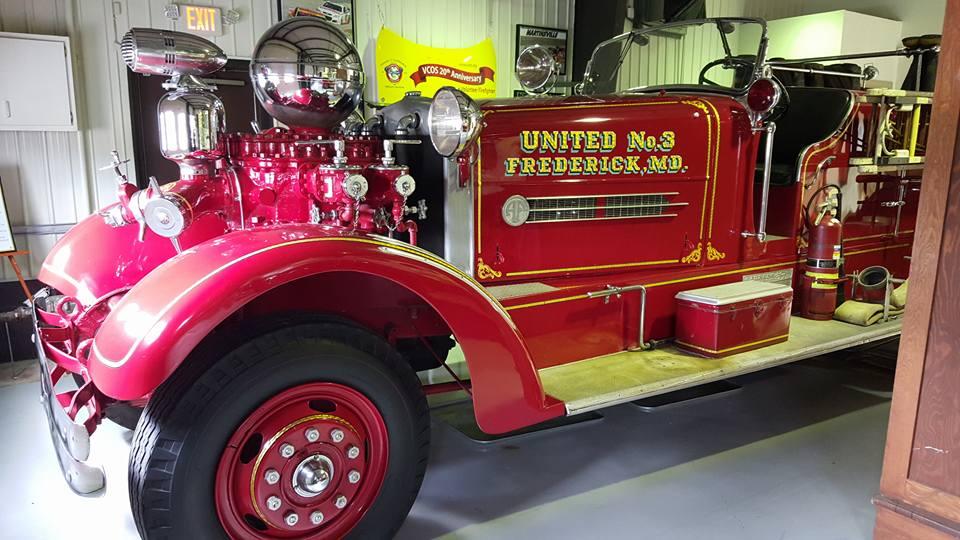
<box><xmin>250</xmin><ymin>17</ymin><xmax>364</xmax><ymax>129</ymax></box>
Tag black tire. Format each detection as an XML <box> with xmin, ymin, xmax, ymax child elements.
<box><xmin>129</xmin><ymin>322</ymin><xmax>429</xmax><ymax>539</ymax></box>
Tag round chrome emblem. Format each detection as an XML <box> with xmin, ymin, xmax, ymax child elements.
<box><xmin>501</xmin><ymin>195</ymin><xmax>530</xmax><ymax>227</ymax></box>
<box><xmin>143</xmin><ymin>195</ymin><xmax>189</xmax><ymax>238</ymax></box>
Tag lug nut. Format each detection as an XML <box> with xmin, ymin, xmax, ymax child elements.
<box><xmin>348</xmin><ymin>470</ymin><xmax>361</xmax><ymax>484</ymax></box>
<box><xmin>264</xmin><ymin>469</ymin><xmax>281</xmax><ymax>485</ymax></box>
<box><xmin>266</xmin><ymin>495</ymin><xmax>282</xmax><ymax>511</ymax></box>
<box><xmin>335</xmin><ymin>495</ymin><xmax>348</xmax><ymax>509</ymax></box>
<box><xmin>347</xmin><ymin>445</ymin><xmax>360</xmax><ymax>459</ymax></box>
<box><xmin>305</xmin><ymin>428</ymin><xmax>320</xmax><ymax>442</ymax></box>
<box><xmin>310</xmin><ymin>511</ymin><xmax>325</xmax><ymax>525</ymax></box>
<box><xmin>284</xmin><ymin>511</ymin><xmax>299</xmax><ymax>526</ymax></box>
<box><xmin>280</xmin><ymin>443</ymin><xmax>295</xmax><ymax>458</ymax></box>
<box><xmin>330</xmin><ymin>429</ymin><xmax>345</xmax><ymax>443</ymax></box>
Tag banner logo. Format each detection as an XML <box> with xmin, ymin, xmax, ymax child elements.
<box><xmin>375</xmin><ymin>26</ymin><xmax>497</xmax><ymax>103</ymax></box>
<box><xmin>384</xmin><ymin>63</ymin><xmax>403</xmax><ymax>83</ymax></box>
<box><xmin>410</xmin><ymin>64</ymin><xmax>494</xmax><ymax>86</ymax></box>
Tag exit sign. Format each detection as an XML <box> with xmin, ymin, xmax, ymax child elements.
<box><xmin>180</xmin><ymin>5</ymin><xmax>222</xmax><ymax>36</ymax></box>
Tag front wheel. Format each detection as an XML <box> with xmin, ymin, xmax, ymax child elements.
<box><xmin>129</xmin><ymin>323</ymin><xmax>429</xmax><ymax>539</ymax></box>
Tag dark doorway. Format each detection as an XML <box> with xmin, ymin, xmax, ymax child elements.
<box><xmin>127</xmin><ymin>58</ymin><xmax>267</xmax><ymax>187</ymax></box>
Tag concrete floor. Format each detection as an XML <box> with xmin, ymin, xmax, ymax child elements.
<box><xmin>0</xmin><ymin>349</ymin><xmax>894</xmax><ymax>539</ymax></box>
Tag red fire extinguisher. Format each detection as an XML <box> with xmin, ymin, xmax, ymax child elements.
<box><xmin>800</xmin><ymin>185</ymin><xmax>844</xmax><ymax>320</ymax></box>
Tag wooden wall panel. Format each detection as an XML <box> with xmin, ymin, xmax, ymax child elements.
<box><xmin>908</xmin><ymin>119</ymin><xmax>960</xmax><ymax>493</ymax></box>
<box><xmin>875</xmin><ymin>0</ymin><xmax>958</xmax><ymax>536</ymax></box>
<box><xmin>875</xmin><ymin>506</ymin><xmax>958</xmax><ymax>540</ymax></box>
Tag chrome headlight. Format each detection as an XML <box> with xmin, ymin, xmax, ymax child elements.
<box><xmin>427</xmin><ymin>87</ymin><xmax>482</xmax><ymax>158</ymax></box>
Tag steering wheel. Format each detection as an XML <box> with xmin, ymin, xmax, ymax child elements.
<box><xmin>698</xmin><ymin>57</ymin><xmax>756</xmax><ymax>86</ymax></box>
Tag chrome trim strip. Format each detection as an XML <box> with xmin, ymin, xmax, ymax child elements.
<box><xmin>528</xmin><ymin>202</ymin><xmax>688</xmax><ymax>212</ymax></box>
<box><xmin>443</xmin><ymin>158</ymin><xmax>474</xmax><ymax>276</ymax></box>
<box><xmin>527</xmin><ymin>191</ymin><xmax>679</xmax><ymax>200</ymax></box>
<box><xmin>526</xmin><ymin>213</ymin><xmax>679</xmax><ymax>224</ymax></box>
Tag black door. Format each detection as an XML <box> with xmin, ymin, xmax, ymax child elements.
<box><xmin>128</xmin><ymin>58</ymin><xmax>268</xmax><ymax>186</ymax></box>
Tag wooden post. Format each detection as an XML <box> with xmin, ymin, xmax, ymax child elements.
<box><xmin>3</xmin><ymin>250</ymin><xmax>32</xmax><ymax>302</ymax></box>
<box><xmin>874</xmin><ymin>0</ymin><xmax>960</xmax><ymax>537</ymax></box>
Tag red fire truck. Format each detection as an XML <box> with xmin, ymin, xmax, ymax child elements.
<box><xmin>32</xmin><ymin>17</ymin><xmax>930</xmax><ymax>539</ymax></box>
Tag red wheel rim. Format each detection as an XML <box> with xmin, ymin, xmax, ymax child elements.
<box><xmin>215</xmin><ymin>383</ymin><xmax>389</xmax><ymax>539</ymax></box>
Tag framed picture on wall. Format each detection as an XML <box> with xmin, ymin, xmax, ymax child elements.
<box><xmin>515</xmin><ymin>24</ymin><xmax>568</xmax><ymax>76</ymax></box>
<box><xmin>0</xmin><ymin>178</ymin><xmax>16</xmax><ymax>254</ymax></box>
<box><xmin>277</xmin><ymin>0</ymin><xmax>356</xmax><ymax>44</ymax></box>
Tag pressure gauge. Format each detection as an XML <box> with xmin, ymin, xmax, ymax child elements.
<box><xmin>342</xmin><ymin>174</ymin><xmax>368</xmax><ymax>200</ymax></box>
<box><xmin>393</xmin><ymin>174</ymin><xmax>416</xmax><ymax>197</ymax></box>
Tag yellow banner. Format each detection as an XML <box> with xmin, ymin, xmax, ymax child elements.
<box><xmin>374</xmin><ymin>26</ymin><xmax>496</xmax><ymax>104</ymax></box>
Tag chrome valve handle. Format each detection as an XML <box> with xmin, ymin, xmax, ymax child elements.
<box><xmin>98</xmin><ymin>150</ymin><xmax>131</xmax><ymax>186</ymax></box>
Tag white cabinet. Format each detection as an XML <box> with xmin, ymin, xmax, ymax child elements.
<box><xmin>0</xmin><ymin>32</ymin><xmax>77</xmax><ymax>131</ymax></box>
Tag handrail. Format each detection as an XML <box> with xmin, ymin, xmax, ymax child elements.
<box><xmin>587</xmin><ymin>284</ymin><xmax>651</xmax><ymax>350</ymax></box>
<box><xmin>743</xmin><ymin>122</ymin><xmax>776</xmax><ymax>242</ymax></box>
<box><xmin>766</xmin><ymin>46</ymin><xmax>939</xmax><ymax>65</ymax></box>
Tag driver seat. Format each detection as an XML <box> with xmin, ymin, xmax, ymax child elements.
<box><xmin>755</xmin><ymin>87</ymin><xmax>853</xmax><ymax>185</ymax></box>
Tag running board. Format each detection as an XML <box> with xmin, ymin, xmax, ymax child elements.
<box><xmin>538</xmin><ymin>317</ymin><xmax>902</xmax><ymax>416</ymax></box>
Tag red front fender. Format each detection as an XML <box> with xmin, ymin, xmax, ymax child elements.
<box><xmin>88</xmin><ymin>225</ymin><xmax>563</xmax><ymax>433</ymax></box>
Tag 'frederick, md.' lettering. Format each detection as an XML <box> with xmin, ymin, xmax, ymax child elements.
<box><xmin>503</xmin><ymin>130</ymin><xmax>686</xmax><ymax>177</ymax></box>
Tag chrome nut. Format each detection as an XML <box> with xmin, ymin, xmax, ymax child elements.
<box><xmin>266</xmin><ymin>495</ymin><xmax>282</xmax><ymax>511</ymax></box>
<box><xmin>264</xmin><ymin>469</ymin><xmax>281</xmax><ymax>485</ymax></box>
<box><xmin>310</xmin><ymin>511</ymin><xmax>324</xmax><ymax>525</ymax></box>
<box><xmin>280</xmin><ymin>443</ymin><xmax>295</xmax><ymax>458</ymax></box>
<box><xmin>305</xmin><ymin>428</ymin><xmax>320</xmax><ymax>442</ymax></box>
<box><xmin>284</xmin><ymin>512</ymin><xmax>299</xmax><ymax>526</ymax></box>
<box><xmin>330</xmin><ymin>429</ymin><xmax>345</xmax><ymax>443</ymax></box>
<box><xmin>346</xmin><ymin>445</ymin><xmax>360</xmax><ymax>459</ymax></box>
<box><xmin>335</xmin><ymin>495</ymin><xmax>348</xmax><ymax>509</ymax></box>
<box><xmin>348</xmin><ymin>470</ymin><xmax>360</xmax><ymax>484</ymax></box>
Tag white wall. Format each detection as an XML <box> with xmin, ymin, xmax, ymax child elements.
<box><xmin>353</xmin><ymin>0</ymin><xmax>576</xmax><ymax>98</ymax></box>
<box><xmin>763</xmin><ymin>11</ymin><xmax>902</xmax><ymax>85</ymax></box>
<box><xmin>72</xmin><ymin>0</ymin><xmax>275</xmax><ymax>228</ymax></box>
<box><xmin>0</xmin><ymin>0</ymin><xmax>87</xmax><ymax>279</ymax></box>
<box><xmin>729</xmin><ymin>0</ymin><xmax>946</xmax><ymax>82</ymax></box>
<box><xmin>0</xmin><ymin>0</ymin><xmax>274</xmax><ymax>279</ymax></box>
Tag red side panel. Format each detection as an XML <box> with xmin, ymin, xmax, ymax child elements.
<box><xmin>475</xmin><ymin>94</ymin><xmax>757</xmax><ymax>283</ymax></box>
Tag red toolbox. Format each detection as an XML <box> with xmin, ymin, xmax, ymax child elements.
<box><xmin>675</xmin><ymin>281</ymin><xmax>793</xmax><ymax>358</ymax></box>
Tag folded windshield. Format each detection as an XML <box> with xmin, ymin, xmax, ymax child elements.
<box><xmin>583</xmin><ymin>18</ymin><xmax>767</xmax><ymax>95</ymax></box>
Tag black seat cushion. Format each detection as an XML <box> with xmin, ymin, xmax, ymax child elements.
<box><xmin>756</xmin><ymin>87</ymin><xmax>853</xmax><ymax>185</ymax></box>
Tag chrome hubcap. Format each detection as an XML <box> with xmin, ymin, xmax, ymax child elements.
<box><xmin>292</xmin><ymin>454</ymin><xmax>334</xmax><ymax>498</ymax></box>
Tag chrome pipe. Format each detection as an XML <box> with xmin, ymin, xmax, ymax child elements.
<box><xmin>766</xmin><ymin>46</ymin><xmax>938</xmax><ymax>65</ymax></box>
<box><xmin>743</xmin><ymin>123</ymin><xmax>776</xmax><ymax>242</ymax></box>
<box><xmin>586</xmin><ymin>284</ymin><xmax>651</xmax><ymax>350</ymax></box>
<box><xmin>770</xmin><ymin>65</ymin><xmax>867</xmax><ymax>79</ymax></box>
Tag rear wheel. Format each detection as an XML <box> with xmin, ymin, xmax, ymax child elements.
<box><xmin>129</xmin><ymin>323</ymin><xmax>429</xmax><ymax>539</ymax></box>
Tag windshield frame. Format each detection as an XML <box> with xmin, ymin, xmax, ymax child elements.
<box><xmin>582</xmin><ymin>17</ymin><xmax>769</xmax><ymax>96</ymax></box>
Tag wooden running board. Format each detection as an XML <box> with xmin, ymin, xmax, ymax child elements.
<box><xmin>538</xmin><ymin>317</ymin><xmax>902</xmax><ymax>415</ymax></box>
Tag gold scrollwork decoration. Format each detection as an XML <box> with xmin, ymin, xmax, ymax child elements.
<box><xmin>476</xmin><ymin>258</ymin><xmax>503</xmax><ymax>279</ymax></box>
<box><xmin>682</xmin><ymin>242</ymin><xmax>703</xmax><ymax>264</ymax></box>
<box><xmin>681</xmin><ymin>99</ymin><xmax>710</xmax><ymax>115</ymax></box>
<box><xmin>706</xmin><ymin>242</ymin><xmax>726</xmax><ymax>261</ymax></box>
